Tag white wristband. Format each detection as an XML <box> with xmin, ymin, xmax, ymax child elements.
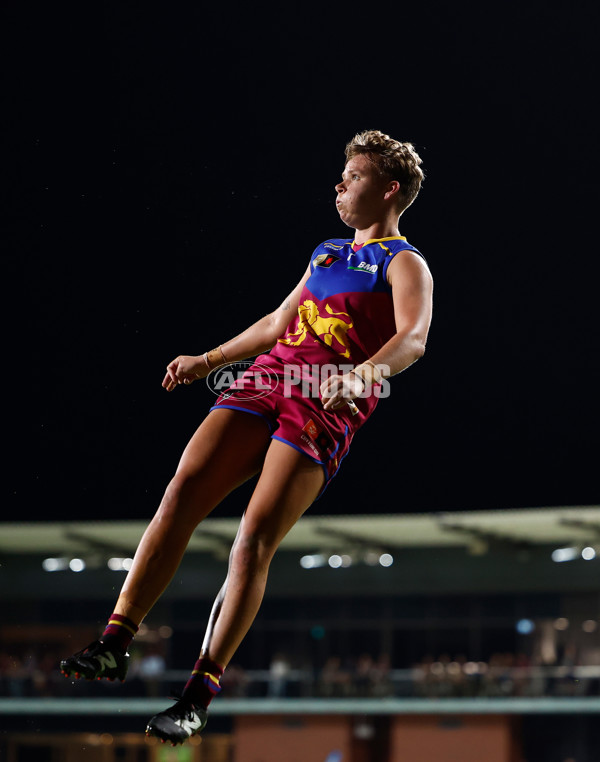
<box><xmin>350</xmin><ymin>360</ymin><xmax>384</xmax><ymax>387</ymax></box>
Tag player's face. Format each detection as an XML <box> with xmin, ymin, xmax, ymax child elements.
<box><xmin>335</xmin><ymin>155</ymin><xmax>390</xmax><ymax>230</ymax></box>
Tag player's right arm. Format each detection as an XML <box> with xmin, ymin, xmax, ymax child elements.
<box><xmin>162</xmin><ymin>264</ymin><xmax>311</xmax><ymax>391</ymax></box>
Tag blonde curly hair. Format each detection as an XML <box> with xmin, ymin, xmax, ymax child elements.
<box><xmin>345</xmin><ymin>130</ymin><xmax>424</xmax><ymax>214</ymax></box>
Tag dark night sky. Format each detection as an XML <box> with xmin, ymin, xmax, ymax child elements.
<box><xmin>4</xmin><ymin>1</ymin><xmax>598</xmax><ymax>522</ymax></box>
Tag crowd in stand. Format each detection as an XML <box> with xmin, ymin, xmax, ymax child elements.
<box><xmin>409</xmin><ymin>652</ymin><xmax>591</xmax><ymax>699</ymax></box>
<box><xmin>1</xmin><ymin>644</ymin><xmax>597</xmax><ymax>700</ymax></box>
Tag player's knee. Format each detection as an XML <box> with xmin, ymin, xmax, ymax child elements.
<box><xmin>159</xmin><ymin>476</ymin><xmax>186</xmax><ymax>514</ymax></box>
<box><xmin>230</xmin><ymin>530</ymin><xmax>276</xmax><ymax>575</ymax></box>
<box><xmin>157</xmin><ymin>473</ymin><xmax>204</xmax><ymax>527</ymax></box>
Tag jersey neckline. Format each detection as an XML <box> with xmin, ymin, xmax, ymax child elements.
<box><xmin>351</xmin><ymin>235</ymin><xmax>407</xmax><ymax>247</ymax></box>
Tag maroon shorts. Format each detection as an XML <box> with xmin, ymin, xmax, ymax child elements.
<box><xmin>209</xmin><ymin>354</ymin><xmax>372</xmax><ymax>492</ymax></box>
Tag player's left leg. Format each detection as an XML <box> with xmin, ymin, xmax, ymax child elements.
<box><xmin>60</xmin><ymin>409</ymin><xmax>271</xmax><ymax>684</ymax></box>
<box><xmin>146</xmin><ymin>439</ymin><xmax>325</xmax><ymax>744</ymax></box>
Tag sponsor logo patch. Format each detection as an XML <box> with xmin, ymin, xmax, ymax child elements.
<box><xmin>301</xmin><ymin>433</ymin><xmax>321</xmax><ymax>456</ymax></box>
<box><xmin>302</xmin><ymin>418</ymin><xmax>321</xmax><ymax>440</ymax></box>
<box><xmin>314</xmin><ymin>253</ymin><xmax>341</xmax><ymax>268</ymax></box>
<box><xmin>349</xmin><ymin>261</ymin><xmax>378</xmax><ymax>274</ymax></box>
<box><xmin>302</xmin><ymin>418</ymin><xmax>334</xmax><ymax>452</ymax></box>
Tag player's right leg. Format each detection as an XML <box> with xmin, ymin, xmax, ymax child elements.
<box><xmin>60</xmin><ymin>408</ymin><xmax>271</xmax><ymax>682</ymax></box>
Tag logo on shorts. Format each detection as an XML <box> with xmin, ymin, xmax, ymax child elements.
<box><xmin>301</xmin><ymin>434</ymin><xmax>320</xmax><ymax>457</ymax></box>
<box><xmin>302</xmin><ymin>418</ymin><xmax>334</xmax><ymax>452</ymax></box>
<box><xmin>302</xmin><ymin>419</ymin><xmax>320</xmax><ymax>439</ymax></box>
<box><xmin>206</xmin><ymin>361</ymin><xmax>279</xmax><ymax>399</ymax></box>
<box><xmin>314</xmin><ymin>253</ymin><xmax>341</xmax><ymax>268</ymax></box>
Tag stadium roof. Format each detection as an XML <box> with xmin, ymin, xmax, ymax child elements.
<box><xmin>2</xmin><ymin>505</ymin><xmax>599</xmax><ymax>559</ymax></box>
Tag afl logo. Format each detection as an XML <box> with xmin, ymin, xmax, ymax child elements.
<box><xmin>206</xmin><ymin>361</ymin><xmax>279</xmax><ymax>399</ymax></box>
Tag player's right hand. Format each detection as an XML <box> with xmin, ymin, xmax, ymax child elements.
<box><xmin>319</xmin><ymin>372</ymin><xmax>364</xmax><ymax>412</ymax></box>
<box><xmin>162</xmin><ymin>355</ymin><xmax>209</xmax><ymax>391</ymax></box>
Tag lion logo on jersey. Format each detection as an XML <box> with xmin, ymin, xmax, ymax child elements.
<box><xmin>278</xmin><ymin>299</ymin><xmax>353</xmax><ymax>358</ymax></box>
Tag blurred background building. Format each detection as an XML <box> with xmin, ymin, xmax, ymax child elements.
<box><xmin>3</xmin><ymin>507</ymin><xmax>600</xmax><ymax>761</ymax></box>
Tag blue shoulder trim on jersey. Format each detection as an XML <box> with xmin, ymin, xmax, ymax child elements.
<box><xmin>380</xmin><ymin>241</ymin><xmax>425</xmax><ymax>282</ymax></box>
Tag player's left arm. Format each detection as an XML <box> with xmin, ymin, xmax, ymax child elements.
<box><xmin>369</xmin><ymin>250</ymin><xmax>433</xmax><ymax>377</ymax></box>
<box><xmin>320</xmin><ymin>251</ymin><xmax>432</xmax><ymax>411</ymax></box>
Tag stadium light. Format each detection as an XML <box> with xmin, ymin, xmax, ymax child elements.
<box><xmin>551</xmin><ymin>547</ymin><xmax>578</xmax><ymax>562</ymax></box>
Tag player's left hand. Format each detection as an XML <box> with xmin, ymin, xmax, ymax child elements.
<box><xmin>320</xmin><ymin>373</ymin><xmax>364</xmax><ymax>412</ymax></box>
